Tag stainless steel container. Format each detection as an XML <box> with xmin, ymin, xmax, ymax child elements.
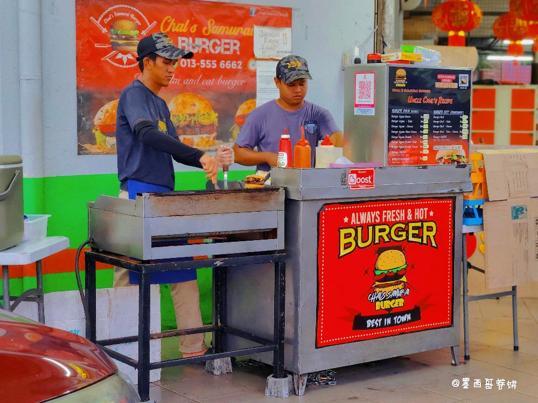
<box><xmin>343</xmin><ymin>64</ymin><xmax>472</xmax><ymax>165</ymax></box>
<box><xmin>89</xmin><ymin>187</ymin><xmax>285</xmax><ymax>260</ymax></box>
<box><xmin>0</xmin><ymin>155</ymin><xmax>24</xmax><ymax>250</ymax></box>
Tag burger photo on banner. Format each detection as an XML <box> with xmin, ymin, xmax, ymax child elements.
<box><xmin>230</xmin><ymin>98</ymin><xmax>256</xmax><ymax>141</ymax></box>
<box><xmin>109</xmin><ymin>19</ymin><xmax>140</xmax><ymax>53</ymax></box>
<box><xmin>168</xmin><ymin>93</ymin><xmax>219</xmax><ymax>150</ymax></box>
<box><xmin>76</xmin><ymin>0</ymin><xmax>292</xmax><ymax>155</ymax></box>
<box><xmin>82</xmin><ymin>99</ymin><xmax>118</xmax><ymax>154</ymax></box>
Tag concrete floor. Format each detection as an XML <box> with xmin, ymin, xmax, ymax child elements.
<box><xmin>148</xmin><ymin>297</ymin><xmax>538</xmax><ymax>402</ymax></box>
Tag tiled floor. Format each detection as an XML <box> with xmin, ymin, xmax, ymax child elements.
<box><xmin>148</xmin><ymin>298</ymin><xmax>538</xmax><ymax>402</ymax></box>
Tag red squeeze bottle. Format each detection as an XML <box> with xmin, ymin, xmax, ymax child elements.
<box><xmin>277</xmin><ymin>128</ymin><xmax>293</xmax><ymax>168</ymax></box>
<box><xmin>293</xmin><ymin>126</ymin><xmax>311</xmax><ymax>168</ymax></box>
<box><xmin>320</xmin><ymin>135</ymin><xmax>333</xmax><ymax>146</ymax></box>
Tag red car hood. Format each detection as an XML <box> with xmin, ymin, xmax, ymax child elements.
<box><xmin>0</xmin><ymin>311</ymin><xmax>116</xmax><ymax>402</ymax></box>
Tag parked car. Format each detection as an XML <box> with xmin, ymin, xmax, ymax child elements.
<box><xmin>0</xmin><ymin>309</ymin><xmax>140</xmax><ymax>402</ymax></box>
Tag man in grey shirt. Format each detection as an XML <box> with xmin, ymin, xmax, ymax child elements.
<box><xmin>233</xmin><ymin>55</ymin><xmax>342</xmax><ymax>171</ymax></box>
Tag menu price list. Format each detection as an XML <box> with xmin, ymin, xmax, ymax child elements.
<box><xmin>388</xmin><ymin>107</ymin><xmax>469</xmax><ymax>165</ymax></box>
<box><xmin>430</xmin><ymin>110</ymin><xmax>469</xmax><ymax>140</ymax></box>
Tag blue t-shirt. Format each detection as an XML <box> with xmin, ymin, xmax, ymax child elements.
<box><xmin>235</xmin><ymin>100</ymin><xmax>340</xmax><ymax>171</ymax></box>
<box><xmin>116</xmin><ymin>80</ymin><xmax>178</xmax><ymax>190</ymax></box>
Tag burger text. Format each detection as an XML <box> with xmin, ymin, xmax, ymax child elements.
<box><xmin>178</xmin><ymin>36</ymin><xmax>241</xmax><ymax>55</ymax></box>
<box><xmin>339</xmin><ymin>221</ymin><xmax>438</xmax><ymax>257</ymax></box>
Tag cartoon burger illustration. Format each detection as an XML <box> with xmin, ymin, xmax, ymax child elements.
<box><xmin>92</xmin><ymin>99</ymin><xmax>118</xmax><ymax>153</ymax></box>
<box><xmin>373</xmin><ymin>248</ymin><xmax>408</xmax><ymax>293</ymax></box>
<box><xmin>230</xmin><ymin>99</ymin><xmax>256</xmax><ymax>140</ymax></box>
<box><xmin>435</xmin><ymin>149</ymin><xmax>466</xmax><ymax>165</ymax></box>
<box><xmin>168</xmin><ymin>93</ymin><xmax>218</xmax><ymax>150</ymax></box>
<box><xmin>109</xmin><ymin>19</ymin><xmax>140</xmax><ymax>53</ymax></box>
<box><xmin>395</xmin><ymin>68</ymin><xmax>406</xmax><ymax>80</ymax></box>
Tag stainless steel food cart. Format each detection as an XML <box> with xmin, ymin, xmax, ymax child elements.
<box><xmin>226</xmin><ymin>166</ymin><xmax>470</xmax><ymax>395</ymax></box>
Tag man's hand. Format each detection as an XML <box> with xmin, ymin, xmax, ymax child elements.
<box><xmin>199</xmin><ymin>153</ymin><xmax>218</xmax><ymax>184</ymax></box>
<box><xmin>216</xmin><ymin>145</ymin><xmax>234</xmax><ymax>168</ymax></box>
<box><xmin>267</xmin><ymin>152</ymin><xmax>278</xmax><ymax>167</ymax></box>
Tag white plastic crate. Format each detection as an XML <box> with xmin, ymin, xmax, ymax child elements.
<box><xmin>23</xmin><ymin>214</ymin><xmax>50</xmax><ymax>241</ymax></box>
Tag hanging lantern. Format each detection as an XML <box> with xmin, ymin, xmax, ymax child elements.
<box><xmin>507</xmin><ymin>41</ymin><xmax>525</xmax><ymax>55</ymax></box>
<box><xmin>510</xmin><ymin>0</ymin><xmax>538</xmax><ymax>22</ymax></box>
<box><xmin>530</xmin><ymin>21</ymin><xmax>538</xmax><ymax>52</ymax></box>
<box><xmin>493</xmin><ymin>12</ymin><xmax>529</xmax><ymax>55</ymax></box>
<box><xmin>432</xmin><ymin>0</ymin><xmax>482</xmax><ymax>46</ymax></box>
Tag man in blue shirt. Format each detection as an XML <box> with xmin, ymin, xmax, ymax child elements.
<box><xmin>115</xmin><ymin>32</ymin><xmax>222</xmax><ymax>357</ymax></box>
<box><xmin>233</xmin><ymin>55</ymin><xmax>342</xmax><ymax>171</ymax></box>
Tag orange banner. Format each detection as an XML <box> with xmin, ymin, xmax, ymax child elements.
<box><xmin>76</xmin><ymin>0</ymin><xmax>291</xmax><ymax>154</ymax></box>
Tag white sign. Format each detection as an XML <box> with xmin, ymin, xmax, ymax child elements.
<box><xmin>354</xmin><ymin>72</ymin><xmax>376</xmax><ymax>116</ymax></box>
<box><xmin>253</xmin><ymin>26</ymin><xmax>292</xmax><ymax>59</ymax></box>
<box><xmin>256</xmin><ymin>60</ymin><xmax>279</xmax><ymax>106</ymax></box>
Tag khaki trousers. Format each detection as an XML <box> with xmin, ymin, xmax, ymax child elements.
<box><xmin>113</xmin><ymin>190</ymin><xmax>207</xmax><ymax>354</ymax></box>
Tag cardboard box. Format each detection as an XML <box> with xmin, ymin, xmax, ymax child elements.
<box><xmin>15</xmin><ymin>286</ymin><xmax>161</xmax><ymax>384</ymax></box>
<box><xmin>483</xmin><ymin>197</ymin><xmax>538</xmax><ymax>289</ymax></box>
<box><xmin>479</xmin><ymin>149</ymin><xmax>538</xmax><ymax>201</ymax></box>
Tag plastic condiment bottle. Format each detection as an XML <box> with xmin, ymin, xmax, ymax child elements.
<box><xmin>320</xmin><ymin>135</ymin><xmax>333</xmax><ymax>146</ymax></box>
<box><xmin>293</xmin><ymin>126</ymin><xmax>311</xmax><ymax>168</ymax></box>
<box><xmin>367</xmin><ymin>53</ymin><xmax>382</xmax><ymax>63</ymax></box>
<box><xmin>277</xmin><ymin>129</ymin><xmax>293</xmax><ymax>168</ymax></box>
<box><xmin>315</xmin><ymin>135</ymin><xmax>343</xmax><ymax>168</ymax></box>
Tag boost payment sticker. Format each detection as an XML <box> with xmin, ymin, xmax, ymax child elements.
<box><xmin>347</xmin><ymin>168</ymin><xmax>375</xmax><ymax>190</ymax></box>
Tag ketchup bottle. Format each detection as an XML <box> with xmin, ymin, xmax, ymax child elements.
<box><xmin>277</xmin><ymin>129</ymin><xmax>293</xmax><ymax>168</ymax></box>
<box><xmin>293</xmin><ymin>126</ymin><xmax>311</xmax><ymax>168</ymax></box>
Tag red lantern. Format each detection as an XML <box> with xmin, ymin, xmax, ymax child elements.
<box><xmin>493</xmin><ymin>12</ymin><xmax>530</xmax><ymax>55</ymax></box>
<box><xmin>493</xmin><ymin>12</ymin><xmax>529</xmax><ymax>40</ymax></box>
<box><xmin>510</xmin><ymin>0</ymin><xmax>538</xmax><ymax>22</ymax></box>
<box><xmin>507</xmin><ymin>42</ymin><xmax>525</xmax><ymax>55</ymax></box>
<box><xmin>432</xmin><ymin>0</ymin><xmax>483</xmax><ymax>46</ymax></box>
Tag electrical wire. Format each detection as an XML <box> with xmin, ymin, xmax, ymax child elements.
<box><xmin>75</xmin><ymin>239</ymin><xmax>90</xmax><ymax>321</ymax></box>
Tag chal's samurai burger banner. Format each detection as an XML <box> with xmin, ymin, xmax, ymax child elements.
<box><xmin>76</xmin><ymin>0</ymin><xmax>291</xmax><ymax>154</ymax></box>
<box><xmin>317</xmin><ymin>198</ymin><xmax>454</xmax><ymax>348</ymax></box>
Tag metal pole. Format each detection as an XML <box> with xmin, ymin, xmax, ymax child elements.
<box><xmin>214</xmin><ymin>267</ymin><xmax>222</xmax><ymax>353</ymax></box>
<box><xmin>84</xmin><ymin>253</ymin><xmax>96</xmax><ymax>342</ymax></box>
<box><xmin>273</xmin><ymin>260</ymin><xmax>286</xmax><ymax>378</ymax></box>
<box><xmin>3</xmin><ymin>265</ymin><xmax>10</xmax><ymax>310</ymax></box>
<box><xmin>220</xmin><ymin>267</ymin><xmax>228</xmax><ymax>352</ymax></box>
<box><xmin>36</xmin><ymin>260</ymin><xmax>44</xmax><ymax>323</ymax></box>
<box><xmin>212</xmin><ymin>266</ymin><xmax>217</xmax><ymax>354</ymax></box>
<box><xmin>137</xmin><ymin>268</ymin><xmax>151</xmax><ymax>402</ymax></box>
<box><xmin>512</xmin><ymin>285</ymin><xmax>519</xmax><ymax>351</ymax></box>
<box><xmin>462</xmin><ymin>233</ymin><xmax>470</xmax><ymax>360</ymax></box>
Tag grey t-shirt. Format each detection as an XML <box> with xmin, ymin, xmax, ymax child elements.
<box><xmin>235</xmin><ymin>100</ymin><xmax>340</xmax><ymax>171</ymax></box>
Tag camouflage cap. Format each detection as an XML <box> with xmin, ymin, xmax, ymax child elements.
<box><xmin>275</xmin><ymin>55</ymin><xmax>312</xmax><ymax>84</ymax></box>
<box><xmin>136</xmin><ymin>32</ymin><xmax>193</xmax><ymax>61</ymax></box>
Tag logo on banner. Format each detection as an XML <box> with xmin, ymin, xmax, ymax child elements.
<box><xmin>90</xmin><ymin>5</ymin><xmax>157</xmax><ymax>68</ymax></box>
<box><xmin>394</xmin><ymin>68</ymin><xmax>407</xmax><ymax>88</ymax></box>
<box><xmin>458</xmin><ymin>74</ymin><xmax>470</xmax><ymax>89</ymax></box>
<box><xmin>353</xmin><ymin>247</ymin><xmax>420</xmax><ymax>330</ymax></box>
<box><xmin>347</xmin><ymin>168</ymin><xmax>375</xmax><ymax>190</ymax></box>
<box><xmin>435</xmin><ymin>73</ymin><xmax>457</xmax><ymax>89</ymax></box>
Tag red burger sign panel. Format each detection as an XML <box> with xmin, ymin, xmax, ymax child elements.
<box><xmin>317</xmin><ymin>198</ymin><xmax>454</xmax><ymax>347</ymax></box>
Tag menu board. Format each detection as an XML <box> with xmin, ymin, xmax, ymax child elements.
<box><xmin>387</xmin><ymin>66</ymin><xmax>471</xmax><ymax>166</ymax></box>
